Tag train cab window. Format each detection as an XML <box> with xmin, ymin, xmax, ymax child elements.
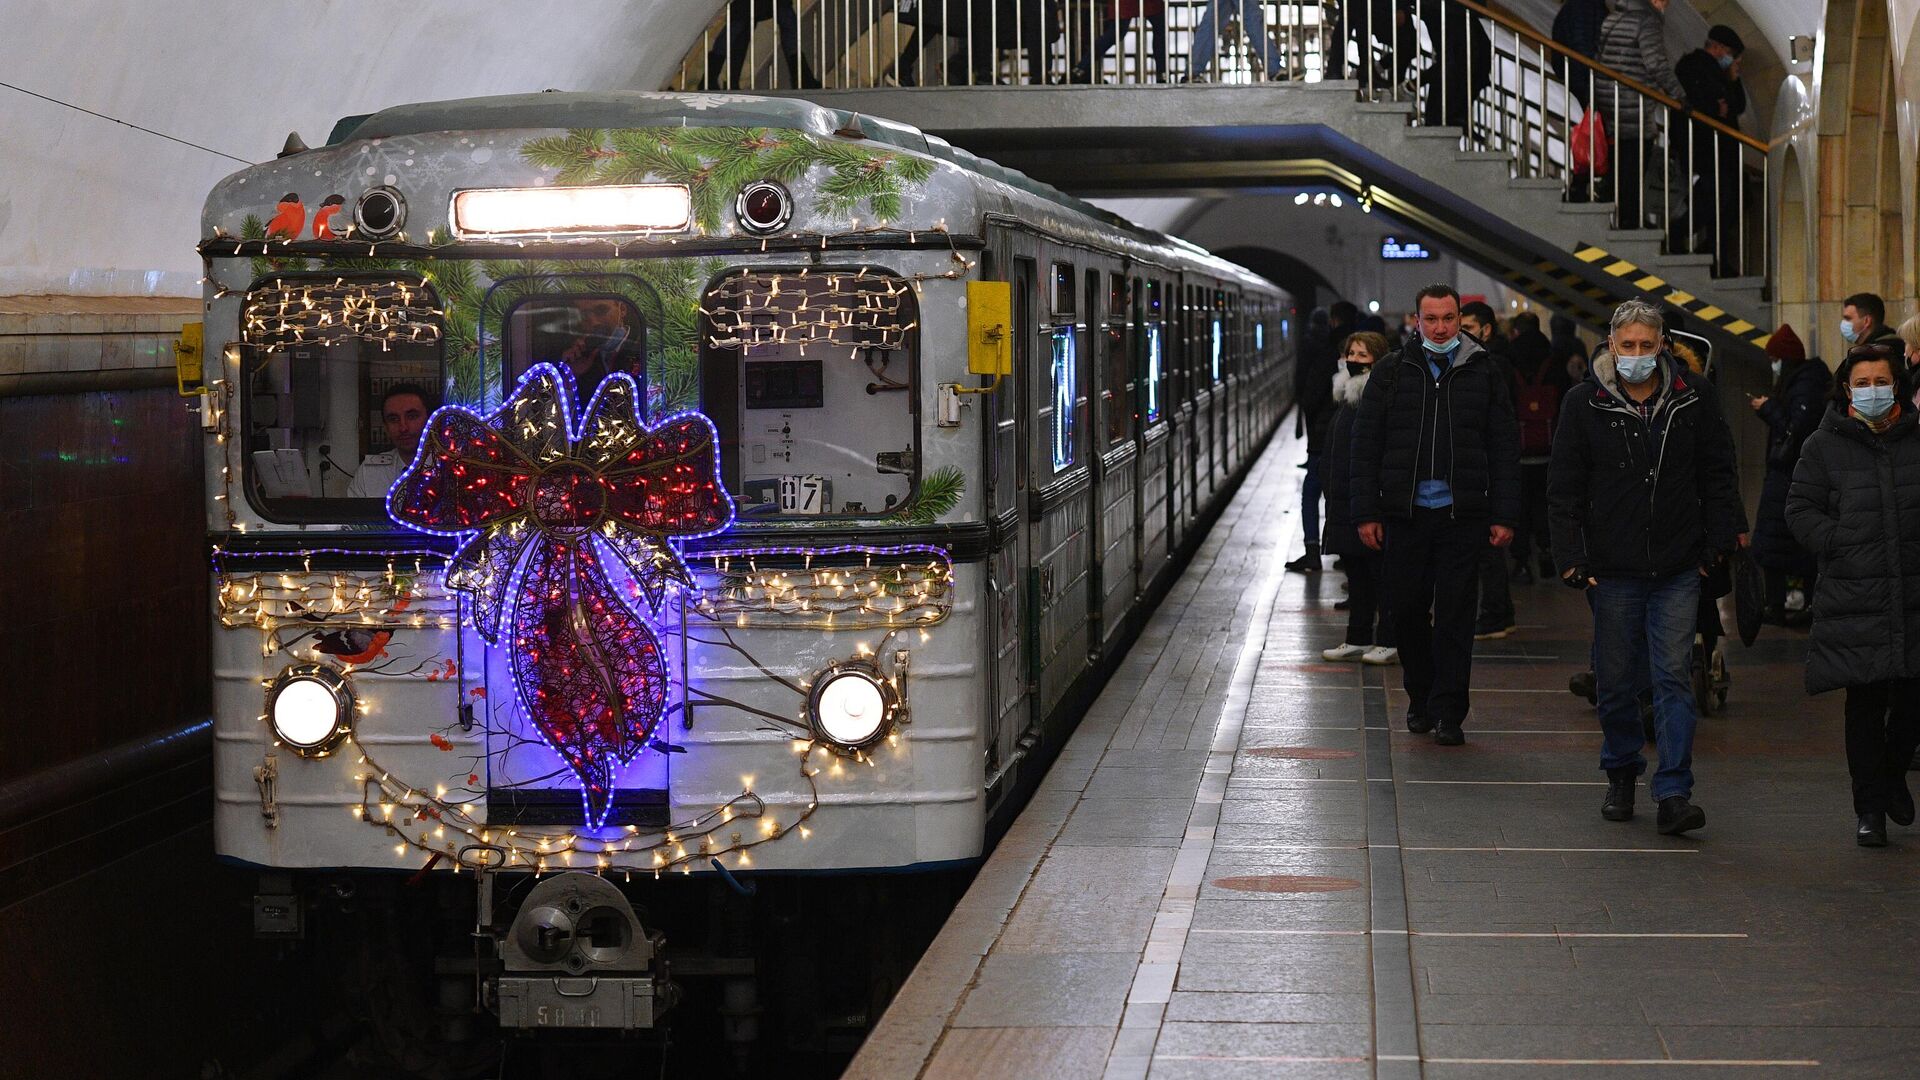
<box><xmin>502</xmin><ymin>295</ymin><xmax>647</xmax><ymax>406</ymax></box>
<box><xmin>238</xmin><ymin>275</ymin><xmax>443</xmax><ymax>520</ymax></box>
<box><xmin>1049</xmin><ymin>327</ymin><xmax>1078</xmax><ymax>471</ymax></box>
<box><xmin>1209</xmin><ymin>311</ymin><xmax>1223</xmax><ymax>384</ymax></box>
<box><xmin>698</xmin><ymin>268</ymin><xmax>918</xmax><ymax>519</ymax></box>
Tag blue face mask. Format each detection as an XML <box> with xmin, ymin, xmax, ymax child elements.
<box><xmin>1852</xmin><ymin>384</ymin><xmax>1897</xmax><ymax>420</ymax></box>
<box><xmin>1841</xmin><ymin>318</ymin><xmax>1859</xmax><ymax>344</ymax></box>
<box><xmin>1422</xmin><ymin>334</ymin><xmax>1455</xmax><ymax>355</ymax></box>
<box><xmin>1717</xmin><ymin>52</ymin><xmax>1734</xmax><ymax>69</ymax></box>
<box><xmin>1616</xmin><ymin>354</ymin><xmax>1658</xmax><ymax>385</ymax></box>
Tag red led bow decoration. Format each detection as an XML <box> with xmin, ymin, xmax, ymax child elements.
<box><xmin>389</xmin><ymin>364</ymin><xmax>733</xmax><ymax>826</ymax></box>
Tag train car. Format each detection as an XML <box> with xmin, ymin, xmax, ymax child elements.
<box><xmin>192</xmin><ymin>90</ymin><xmax>1293</xmax><ymax>1062</ymax></box>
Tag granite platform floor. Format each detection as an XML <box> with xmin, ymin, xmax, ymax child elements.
<box><xmin>844</xmin><ymin>426</ymin><xmax>1920</xmax><ymax>1080</ymax></box>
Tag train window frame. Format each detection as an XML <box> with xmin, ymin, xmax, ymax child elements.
<box><xmin>478</xmin><ymin>272</ymin><xmax>664</xmax><ymax>413</ymax></box>
<box><xmin>1143</xmin><ymin>280</ymin><xmax>1166</xmax><ymax>426</ymax></box>
<box><xmin>235</xmin><ymin>270</ymin><xmax>445</xmax><ymax>527</ymax></box>
<box><xmin>695</xmin><ymin>264</ymin><xmax>923</xmax><ymax>523</ymax></box>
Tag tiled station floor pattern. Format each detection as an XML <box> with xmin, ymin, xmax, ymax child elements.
<box><xmin>844</xmin><ymin>427</ymin><xmax>1920</xmax><ymax>1080</ymax></box>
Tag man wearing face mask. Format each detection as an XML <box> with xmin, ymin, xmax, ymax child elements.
<box><xmin>1674</xmin><ymin>25</ymin><xmax>1746</xmax><ymax>274</ymax></box>
<box><xmin>1350</xmin><ymin>284</ymin><xmax>1522</xmax><ymax>746</ymax></box>
<box><xmin>1841</xmin><ymin>292</ymin><xmax>1900</xmax><ymax>353</ymax></box>
<box><xmin>1549</xmin><ymin>300</ymin><xmax>1745</xmax><ymax>834</ymax></box>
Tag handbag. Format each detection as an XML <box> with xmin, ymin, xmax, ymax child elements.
<box><xmin>1731</xmin><ymin>546</ymin><xmax>1765</xmax><ymax>647</ymax></box>
<box><xmin>1570</xmin><ymin>108</ymin><xmax>1610</xmax><ymax>179</ymax></box>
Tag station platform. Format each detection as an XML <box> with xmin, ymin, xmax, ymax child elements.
<box><xmin>846</xmin><ymin>428</ymin><xmax>1920</xmax><ymax>1080</ymax></box>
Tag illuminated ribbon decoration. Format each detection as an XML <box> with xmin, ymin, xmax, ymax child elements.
<box><xmin>388</xmin><ymin>363</ymin><xmax>734</xmax><ymax>826</ymax></box>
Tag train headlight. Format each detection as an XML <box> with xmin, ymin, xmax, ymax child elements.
<box><xmin>266</xmin><ymin>664</ymin><xmax>354</xmax><ymax>756</ymax></box>
<box><xmin>735</xmin><ymin>180</ymin><xmax>793</xmax><ymax>235</ymax></box>
<box><xmin>451</xmin><ymin>184</ymin><xmax>692</xmax><ymax>238</ymax></box>
<box><xmin>354</xmin><ymin>186</ymin><xmax>407</xmax><ymax>240</ymax></box>
<box><xmin>807</xmin><ymin>661</ymin><xmax>896</xmax><ymax>749</ymax></box>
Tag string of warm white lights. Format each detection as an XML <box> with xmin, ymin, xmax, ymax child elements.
<box><xmin>350</xmin><ymin>733</ymin><xmax>837</xmax><ymax>875</ymax></box>
<box><xmin>702</xmin><ymin>269</ymin><xmax>916</xmax><ymax>353</ymax></box>
<box><xmin>691</xmin><ymin>547</ymin><xmax>952</xmax><ymax>630</ymax></box>
<box><xmin>243</xmin><ymin>277</ymin><xmax>445</xmax><ymax>349</ymax></box>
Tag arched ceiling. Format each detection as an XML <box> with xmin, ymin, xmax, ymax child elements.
<box><xmin>0</xmin><ymin>0</ymin><xmax>725</xmax><ymax>296</ymax></box>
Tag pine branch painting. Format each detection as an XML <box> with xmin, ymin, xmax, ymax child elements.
<box><xmin>518</xmin><ymin>126</ymin><xmax>929</xmax><ymax>231</ymax></box>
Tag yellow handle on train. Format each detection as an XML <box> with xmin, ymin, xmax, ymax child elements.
<box><xmin>959</xmin><ymin>280</ymin><xmax>1012</xmax><ymax>395</ymax></box>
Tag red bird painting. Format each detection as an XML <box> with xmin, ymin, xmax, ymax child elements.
<box><xmin>311</xmin><ymin>194</ymin><xmax>345</xmax><ymax>240</ymax></box>
<box><xmin>266</xmin><ymin>193</ymin><xmax>305</xmax><ymax>240</ymax></box>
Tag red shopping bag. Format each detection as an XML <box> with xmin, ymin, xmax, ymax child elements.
<box><xmin>1570</xmin><ymin>108</ymin><xmax>1609</xmax><ymax>178</ymax></box>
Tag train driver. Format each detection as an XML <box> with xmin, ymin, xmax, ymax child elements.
<box><xmin>346</xmin><ymin>383</ymin><xmax>434</xmax><ymax>499</ymax></box>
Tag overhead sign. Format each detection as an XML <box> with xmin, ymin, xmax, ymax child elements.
<box><xmin>1380</xmin><ymin>236</ymin><xmax>1434</xmax><ymax>261</ymax></box>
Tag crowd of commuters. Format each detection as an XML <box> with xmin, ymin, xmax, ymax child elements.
<box><xmin>1306</xmin><ymin>284</ymin><xmax>1919</xmax><ymax>844</ymax></box>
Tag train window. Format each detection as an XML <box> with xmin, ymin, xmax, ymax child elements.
<box><xmin>698</xmin><ymin>268</ymin><xmax>918</xmax><ymax>519</ymax></box>
<box><xmin>1210</xmin><ymin>315</ymin><xmax>1223</xmax><ymax>384</ymax></box>
<box><xmin>1145</xmin><ymin>323</ymin><xmax>1163</xmax><ymax>423</ymax></box>
<box><xmin>1105</xmin><ymin>273</ymin><xmax>1133</xmax><ymax>447</ymax></box>
<box><xmin>1050</xmin><ymin>327</ymin><xmax>1077</xmax><ymax>471</ymax></box>
<box><xmin>1051</xmin><ymin>262</ymin><xmax>1075</xmax><ymax>317</ymax></box>
<box><xmin>238</xmin><ymin>275</ymin><xmax>443</xmax><ymax>520</ymax></box>
<box><xmin>502</xmin><ymin>295</ymin><xmax>647</xmax><ymax>407</ymax></box>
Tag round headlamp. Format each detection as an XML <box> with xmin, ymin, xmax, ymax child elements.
<box><xmin>736</xmin><ymin>180</ymin><xmax>793</xmax><ymax>235</ymax></box>
<box><xmin>807</xmin><ymin>660</ymin><xmax>897</xmax><ymax>749</ymax></box>
<box><xmin>266</xmin><ymin>663</ymin><xmax>355</xmax><ymax>756</ymax></box>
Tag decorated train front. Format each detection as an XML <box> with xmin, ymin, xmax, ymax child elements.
<box><xmin>201</xmin><ymin>98</ymin><xmax>990</xmax><ymax>896</ymax></box>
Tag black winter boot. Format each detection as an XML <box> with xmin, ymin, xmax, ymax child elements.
<box><xmin>1601</xmin><ymin>768</ymin><xmax>1636</xmax><ymax>821</ymax></box>
<box><xmin>1656</xmin><ymin>796</ymin><xmax>1706</xmax><ymax>836</ymax></box>
<box><xmin>1285</xmin><ymin>544</ymin><xmax>1322</xmax><ymax>574</ymax></box>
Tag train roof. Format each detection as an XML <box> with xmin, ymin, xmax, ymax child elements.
<box><xmin>324</xmin><ymin>91</ymin><xmax>1275</xmax><ymax>293</ymax></box>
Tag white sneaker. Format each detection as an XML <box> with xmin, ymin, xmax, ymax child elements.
<box><xmin>1322</xmin><ymin>643</ymin><xmax>1368</xmax><ymax>662</ymax></box>
<box><xmin>1361</xmin><ymin>646</ymin><xmax>1400</xmax><ymax>666</ymax></box>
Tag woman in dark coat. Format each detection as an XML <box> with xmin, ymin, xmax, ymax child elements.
<box><xmin>1750</xmin><ymin>324</ymin><xmax>1828</xmax><ymax>623</ymax></box>
<box><xmin>1785</xmin><ymin>344</ymin><xmax>1920</xmax><ymax>847</ymax></box>
<box><xmin>1321</xmin><ymin>331</ymin><xmax>1396</xmax><ymax>664</ymax></box>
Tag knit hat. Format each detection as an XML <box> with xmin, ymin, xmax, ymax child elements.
<box><xmin>1765</xmin><ymin>323</ymin><xmax>1806</xmax><ymax>362</ymax></box>
<box><xmin>1708</xmin><ymin>25</ymin><xmax>1746</xmax><ymax>55</ymax></box>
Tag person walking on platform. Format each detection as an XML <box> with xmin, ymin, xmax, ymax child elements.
<box><xmin>1748</xmin><ymin>324</ymin><xmax>1827</xmax><ymax>625</ymax></box>
<box><xmin>1506</xmin><ymin>312</ymin><xmax>1568</xmax><ymax>581</ymax></box>
<box><xmin>1593</xmin><ymin>0</ymin><xmax>1686</xmax><ymax>230</ymax></box>
<box><xmin>1288</xmin><ymin>306</ymin><xmax>1343</xmax><ymax>572</ymax></box>
<box><xmin>1549</xmin><ymin>300</ymin><xmax>1744</xmax><ymax>834</ymax></box>
<box><xmin>1350</xmin><ymin>284</ymin><xmax>1521</xmax><ymax>746</ymax></box>
<box><xmin>1786</xmin><ymin>344</ymin><xmax>1920</xmax><ymax>848</ymax></box>
<box><xmin>1323</xmin><ymin>330</ymin><xmax>1398</xmax><ymax>666</ymax></box>
<box><xmin>1461</xmin><ymin>301</ymin><xmax>1518</xmax><ymax>639</ymax></box>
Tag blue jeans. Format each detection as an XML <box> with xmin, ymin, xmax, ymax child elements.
<box><xmin>1303</xmin><ymin>451</ymin><xmax>1323</xmax><ymax>544</ymax></box>
<box><xmin>1190</xmin><ymin>0</ymin><xmax>1280</xmax><ymax>78</ymax></box>
<box><xmin>1593</xmin><ymin>572</ymin><xmax>1700</xmax><ymax>800</ymax></box>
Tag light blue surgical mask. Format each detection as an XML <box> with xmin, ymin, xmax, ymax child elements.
<box><xmin>1769</xmin><ymin>359</ymin><xmax>1783</xmax><ymax>380</ymax></box>
<box><xmin>1717</xmin><ymin>53</ymin><xmax>1734</xmax><ymax>70</ymax></box>
<box><xmin>1421</xmin><ymin>335</ymin><xmax>1456</xmax><ymax>355</ymax></box>
<box><xmin>1840</xmin><ymin>318</ymin><xmax>1859</xmax><ymax>344</ymax></box>
<box><xmin>1852</xmin><ymin>384</ymin><xmax>1897</xmax><ymax>420</ymax></box>
<box><xmin>1617</xmin><ymin>354</ymin><xmax>1658</xmax><ymax>385</ymax></box>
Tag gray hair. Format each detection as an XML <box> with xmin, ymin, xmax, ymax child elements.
<box><xmin>1609</xmin><ymin>300</ymin><xmax>1665</xmax><ymax>337</ymax></box>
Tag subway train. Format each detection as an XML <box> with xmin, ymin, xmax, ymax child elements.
<box><xmin>193</xmin><ymin>90</ymin><xmax>1293</xmax><ymax>1062</ymax></box>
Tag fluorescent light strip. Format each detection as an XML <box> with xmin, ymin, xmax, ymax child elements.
<box><xmin>451</xmin><ymin>184</ymin><xmax>692</xmax><ymax>238</ymax></box>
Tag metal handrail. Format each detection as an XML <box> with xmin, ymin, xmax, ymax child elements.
<box><xmin>663</xmin><ymin>0</ymin><xmax>1767</xmax><ymax>283</ymax></box>
<box><xmin>1448</xmin><ymin>0</ymin><xmax>1760</xmax><ymax>151</ymax></box>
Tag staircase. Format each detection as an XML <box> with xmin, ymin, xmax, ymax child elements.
<box><xmin>664</xmin><ymin>0</ymin><xmax>1773</xmax><ymax>364</ymax></box>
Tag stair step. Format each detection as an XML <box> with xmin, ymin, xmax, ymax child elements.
<box><xmin>1507</xmin><ymin>177</ymin><xmax>1562</xmax><ymax>190</ymax></box>
<box><xmin>1556</xmin><ymin>203</ymin><xmax>1619</xmax><ymax>218</ymax></box>
<box><xmin>1653</xmin><ymin>253</ymin><xmax>1715</xmax><ymax>269</ymax></box>
<box><xmin>1606</xmin><ymin>229</ymin><xmax>1665</xmax><ymax>244</ymax></box>
<box><xmin>1355</xmin><ymin>101</ymin><xmax>1415</xmax><ymax>114</ymax></box>
<box><xmin>1405</xmin><ymin>126</ymin><xmax>1466</xmax><ymax>140</ymax></box>
<box><xmin>1712</xmin><ymin>276</ymin><xmax>1766</xmax><ymax>292</ymax></box>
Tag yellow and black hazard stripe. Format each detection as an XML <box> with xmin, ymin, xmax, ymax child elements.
<box><xmin>1571</xmin><ymin>244</ymin><xmax>1770</xmax><ymax>347</ymax></box>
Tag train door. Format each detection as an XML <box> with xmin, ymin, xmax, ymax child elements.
<box><xmin>984</xmin><ymin>254</ymin><xmax>1031</xmax><ymax>782</ymax></box>
<box><xmin>1092</xmin><ymin>269</ymin><xmax>1137</xmax><ymax>650</ymax></box>
<box><xmin>1029</xmin><ymin>258</ymin><xmax>1093</xmax><ymax>725</ymax></box>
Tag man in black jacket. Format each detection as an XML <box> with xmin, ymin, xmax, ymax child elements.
<box><xmin>1549</xmin><ymin>300</ymin><xmax>1745</xmax><ymax>834</ymax></box>
<box><xmin>1674</xmin><ymin>25</ymin><xmax>1747</xmax><ymax>271</ymax></box>
<box><xmin>1351</xmin><ymin>284</ymin><xmax>1522</xmax><ymax>745</ymax></box>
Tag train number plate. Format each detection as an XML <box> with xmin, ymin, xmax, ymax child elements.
<box><xmin>778</xmin><ymin>474</ymin><xmax>827</xmax><ymax>514</ymax></box>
